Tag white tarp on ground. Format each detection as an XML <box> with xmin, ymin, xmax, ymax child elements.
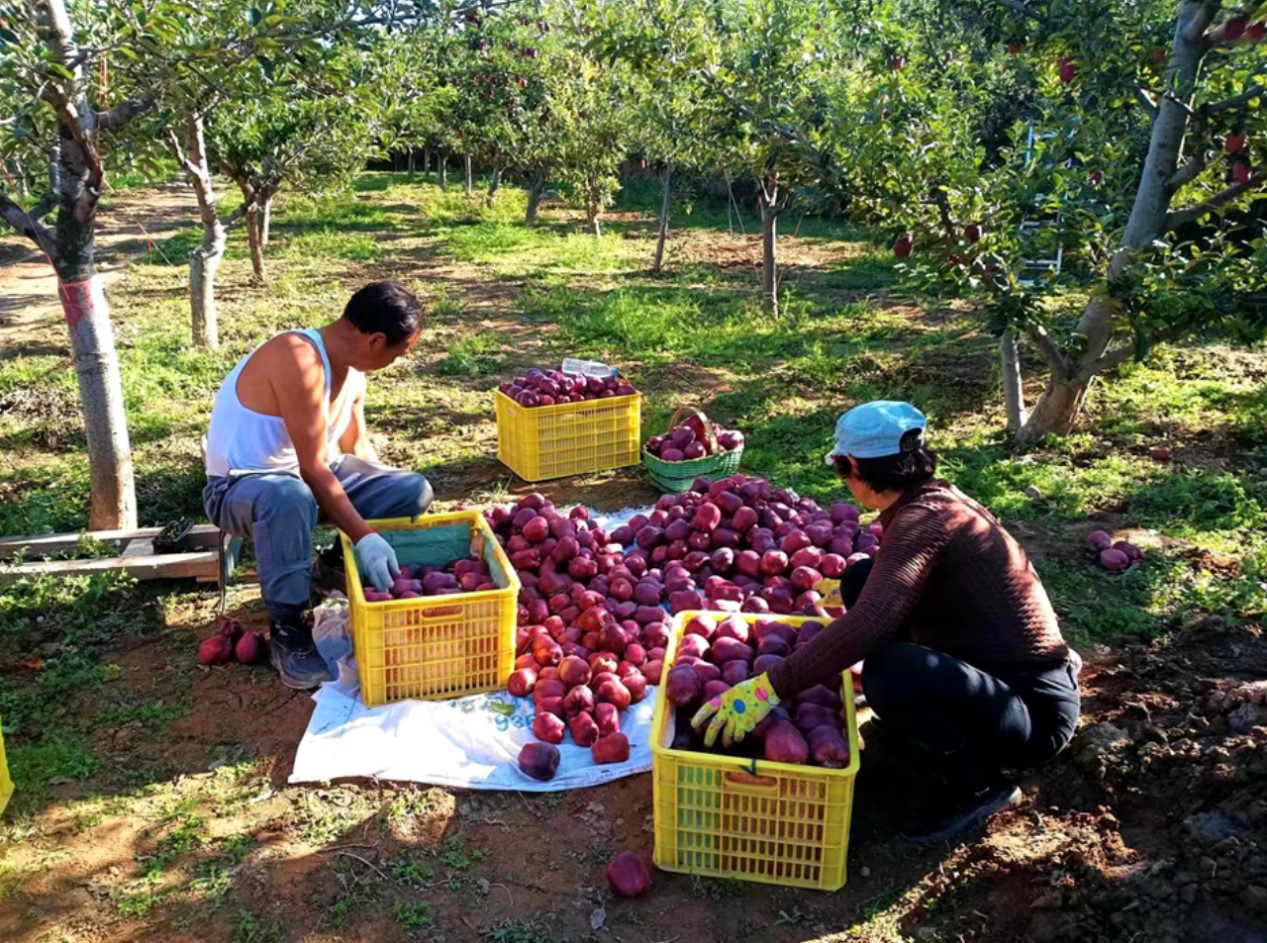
<box><xmin>289</xmin><ymin>505</ymin><xmax>658</xmax><ymax>791</ymax></box>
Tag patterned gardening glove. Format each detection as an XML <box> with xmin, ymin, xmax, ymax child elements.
<box><xmin>691</xmin><ymin>673</ymin><xmax>781</xmax><ymax>748</ymax></box>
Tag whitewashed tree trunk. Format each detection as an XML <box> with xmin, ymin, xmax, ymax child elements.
<box><xmin>486</xmin><ymin>166</ymin><xmax>502</xmax><ymax>206</ymax></box>
<box><xmin>464</xmin><ymin>154</ymin><xmax>473</xmax><ymax>195</ymax></box>
<box><xmin>1017</xmin><ymin>0</ymin><xmax>1215</xmax><ymax>441</ymax></box>
<box><xmin>652</xmin><ymin>162</ymin><xmax>673</xmax><ymax>273</ymax></box>
<box><xmin>7</xmin><ymin>0</ymin><xmax>140</xmax><ymax>529</ymax></box>
<box><xmin>439</xmin><ymin>151</ymin><xmax>448</xmax><ymax>189</ymax></box>
<box><xmin>170</xmin><ymin>113</ymin><xmax>229</xmax><ymax>349</ymax></box>
<box><xmin>57</xmin><ymin>275</ymin><xmax>137</xmax><ymax>529</ymax></box>
<box><xmin>1000</xmin><ymin>329</ymin><xmax>1027</xmax><ymax>432</ymax></box>
<box><xmin>246</xmin><ymin>208</ymin><xmax>266</xmax><ymax>282</ymax></box>
<box><xmin>260</xmin><ymin>195</ymin><xmax>272</xmax><ymax>246</ymax></box>
<box><xmin>758</xmin><ymin>186</ymin><xmax>779</xmax><ymax>318</ymax></box>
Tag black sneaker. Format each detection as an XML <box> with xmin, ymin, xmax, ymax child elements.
<box><xmin>900</xmin><ymin>782</ymin><xmax>1023</xmax><ymax>846</ymax></box>
<box><xmin>269</xmin><ymin>620</ymin><xmax>334</xmax><ymax>690</ymax></box>
<box><xmin>313</xmin><ymin>544</ymin><xmax>347</xmax><ymax>596</ymax></box>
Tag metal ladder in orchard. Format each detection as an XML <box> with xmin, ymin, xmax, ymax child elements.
<box><xmin>1018</xmin><ymin>121</ymin><xmax>1066</xmax><ymax>287</ymax></box>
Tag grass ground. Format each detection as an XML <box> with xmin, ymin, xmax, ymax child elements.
<box><xmin>0</xmin><ymin>171</ymin><xmax>1265</xmax><ymax>942</ymax></box>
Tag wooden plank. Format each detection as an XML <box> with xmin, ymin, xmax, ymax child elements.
<box><xmin>121</xmin><ymin>538</ymin><xmax>154</xmax><ymax>559</ymax></box>
<box><xmin>0</xmin><ymin>550</ymin><xmax>219</xmax><ymax>586</ymax></box>
<box><xmin>0</xmin><ymin>524</ymin><xmax>220</xmax><ymax>561</ymax></box>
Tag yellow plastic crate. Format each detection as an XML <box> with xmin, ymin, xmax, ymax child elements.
<box><xmin>651</xmin><ymin>611</ymin><xmax>860</xmax><ymax>891</ymax></box>
<box><xmin>0</xmin><ymin>717</ymin><xmax>12</xmax><ymax>818</ymax></box>
<box><xmin>494</xmin><ymin>389</ymin><xmax>642</xmax><ymax>481</ymax></box>
<box><xmin>340</xmin><ymin>512</ymin><xmax>520</xmax><ymax>707</ymax></box>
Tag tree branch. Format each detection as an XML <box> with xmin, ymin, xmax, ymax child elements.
<box><xmin>164</xmin><ymin>128</ymin><xmax>199</xmax><ymax>178</ymax></box>
<box><xmin>1184</xmin><ymin>1</ymin><xmax>1223</xmax><ymax>43</ymax></box>
<box><xmin>1167</xmin><ymin>155</ymin><xmax>1208</xmax><ymax>191</ymax></box>
<box><xmin>1087</xmin><ymin>344</ymin><xmax>1139</xmax><ymax>377</ymax></box>
<box><xmin>992</xmin><ymin>0</ymin><xmax>1047</xmax><ymax>21</ymax></box>
<box><xmin>1135</xmin><ymin>87</ymin><xmax>1159</xmax><ymax>121</ymax></box>
<box><xmin>39</xmin><ymin>83</ymin><xmax>104</xmax><ymax>181</ymax></box>
<box><xmin>1203</xmin><ymin>84</ymin><xmax>1264</xmax><ymax>115</ymax></box>
<box><xmin>1167</xmin><ymin>102</ymin><xmax>1209</xmax><ymax>193</ymax></box>
<box><xmin>96</xmin><ymin>93</ymin><xmax>158</xmax><ymax>132</ymax></box>
<box><xmin>1165</xmin><ymin>177</ymin><xmax>1265</xmax><ymax>230</ymax></box>
<box><xmin>1024</xmin><ymin>322</ymin><xmax>1069</xmax><ymax>377</ymax></box>
<box><xmin>0</xmin><ymin>192</ymin><xmax>57</xmax><ymax>258</ymax></box>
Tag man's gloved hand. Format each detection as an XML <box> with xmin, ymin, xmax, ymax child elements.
<box><xmin>691</xmin><ymin>673</ymin><xmax>781</xmax><ymax>748</ymax></box>
<box><xmin>354</xmin><ymin>532</ymin><xmax>400</xmax><ymax>592</ymax></box>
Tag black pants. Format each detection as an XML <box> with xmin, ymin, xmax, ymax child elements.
<box><xmin>843</xmin><ymin>559</ymin><xmax>1080</xmax><ymax>791</ymax></box>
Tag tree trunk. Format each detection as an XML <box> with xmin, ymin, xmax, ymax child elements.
<box><xmin>464</xmin><ymin>154</ymin><xmax>473</xmax><ymax>195</ymax></box>
<box><xmin>173</xmin><ymin>113</ymin><xmax>228</xmax><ymax>349</ymax></box>
<box><xmin>486</xmin><ymin>166</ymin><xmax>502</xmax><ymax>206</ymax></box>
<box><xmin>246</xmin><ymin>210</ymin><xmax>266</xmax><ymax>283</ymax></box>
<box><xmin>423</xmin><ymin>148</ymin><xmax>431</xmax><ymax>174</ymax></box>
<box><xmin>190</xmin><ymin>238</ymin><xmax>226</xmax><ymax>349</ymax></box>
<box><xmin>407</xmin><ymin>149</ymin><xmax>414</xmax><ymax>174</ymax></box>
<box><xmin>56</xmin><ymin>273</ymin><xmax>137</xmax><ymax>529</ymax></box>
<box><xmin>525</xmin><ymin>170</ymin><xmax>547</xmax><ymax>224</ymax></box>
<box><xmin>1018</xmin><ymin>2</ymin><xmax>1213</xmax><ymax>442</ymax></box>
<box><xmin>1000</xmin><ymin>329</ymin><xmax>1027</xmax><ymax>432</ymax></box>
<box><xmin>758</xmin><ymin>189</ymin><xmax>778</xmax><ymax>318</ymax></box>
<box><xmin>259</xmin><ymin>195</ymin><xmax>272</xmax><ymax>246</ymax></box>
<box><xmin>439</xmin><ymin>152</ymin><xmax>447</xmax><ymax>189</ymax></box>
<box><xmin>652</xmin><ymin>162</ymin><xmax>673</xmax><ymax>273</ymax></box>
<box><xmin>1017</xmin><ymin>379</ymin><xmax>1086</xmax><ymax>442</ymax></box>
<box><xmin>10</xmin><ymin>0</ymin><xmax>137</xmax><ymax>530</ymax></box>
<box><xmin>588</xmin><ymin>208</ymin><xmax>601</xmax><ymax>237</ymax></box>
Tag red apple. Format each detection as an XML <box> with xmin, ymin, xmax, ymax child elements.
<box><xmin>1058</xmin><ymin>57</ymin><xmax>1076</xmax><ymax>83</ymax></box>
<box><xmin>1225</xmin><ymin>133</ymin><xmax>1248</xmax><ymax>154</ymax></box>
<box><xmin>1225</xmin><ymin>16</ymin><xmax>1248</xmax><ymax>41</ymax></box>
<box><xmin>964</xmin><ymin>223</ymin><xmax>982</xmax><ymax>243</ymax></box>
<box><xmin>893</xmin><ymin>233</ymin><xmax>913</xmax><ymax>258</ymax></box>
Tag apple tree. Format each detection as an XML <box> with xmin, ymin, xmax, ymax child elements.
<box><xmin>707</xmin><ymin>1</ymin><xmax>856</xmax><ymax>317</ymax></box>
<box><xmin>830</xmin><ymin>0</ymin><xmax>1267</xmax><ymax>440</ymax></box>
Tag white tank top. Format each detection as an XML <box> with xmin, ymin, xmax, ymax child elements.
<box><xmin>205</xmin><ymin>328</ymin><xmax>364</xmax><ymax>477</ymax></box>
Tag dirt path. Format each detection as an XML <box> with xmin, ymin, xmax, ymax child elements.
<box><xmin>0</xmin><ymin>184</ymin><xmax>194</xmax><ymax>350</ymax></box>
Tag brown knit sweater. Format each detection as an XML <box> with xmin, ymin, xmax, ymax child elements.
<box><xmin>767</xmin><ymin>481</ymin><xmax>1067</xmax><ymax>700</ymax></box>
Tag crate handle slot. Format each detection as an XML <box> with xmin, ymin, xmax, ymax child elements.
<box><xmin>723</xmin><ymin>770</ymin><xmax>779</xmax><ymax>790</ymax></box>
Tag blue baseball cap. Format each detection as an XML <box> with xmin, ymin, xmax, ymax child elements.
<box><xmin>825</xmin><ymin>401</ymin><xmax>927</xmax><ymax>462</ymax></box>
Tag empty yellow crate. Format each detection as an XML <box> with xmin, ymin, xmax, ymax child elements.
<box><xmin>494</xmin><ymin>389</ymin><xmax>642</xmax><ymax>481</ymax></box>
<box><xmin>0</xmin><ymin>717</ymin><xmax>12</xmax><ymax>818</ymax></box>
<box><xmin>340</xmin><ymin>512</ymin><xmax>520</xmax><ymax>707</ymax></box>
<box><xmin>651</xmin><ymin>611</ymin><xmax>860</xmax><ymax>891</ymax></box>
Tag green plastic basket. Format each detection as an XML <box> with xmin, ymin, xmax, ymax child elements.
<box><xmin>643</xmin><ymin>406</ymin><xmax>744</xmax><ymax>493</ymax></box>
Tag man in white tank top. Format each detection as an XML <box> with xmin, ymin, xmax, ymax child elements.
<box><xmin>203</xmin><ymin>282</ymin><xmax>432</xmax><ymax>689</ymax></box>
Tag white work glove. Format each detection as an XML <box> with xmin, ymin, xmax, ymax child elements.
<box><xmin>353</xmin><ymin>532</ymin><xmax>400</xmax><ymax>592</ymax></box>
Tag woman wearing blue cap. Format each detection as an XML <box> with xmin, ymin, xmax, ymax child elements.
<box><xmin>694</xmin><ymin>401</ymin><xmax>1081</xmax><ymax>843</ymax></box>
